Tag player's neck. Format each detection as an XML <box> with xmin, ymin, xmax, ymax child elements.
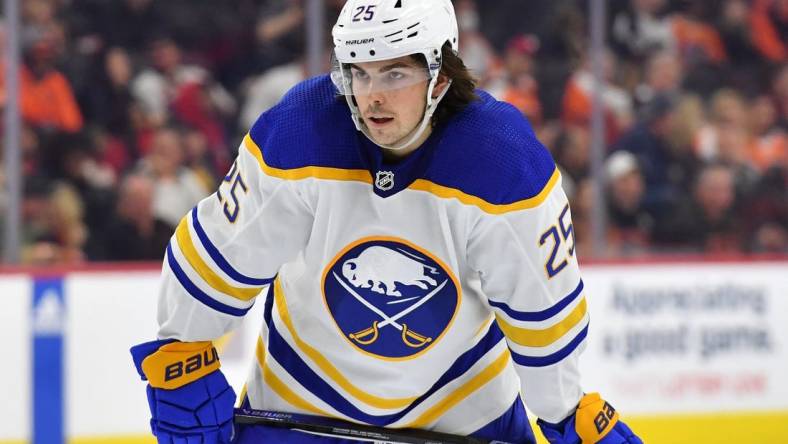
<box><xmin>380</xmin><ymin>124</ymin><xmax>433</xmax><ymax>161</ymax></box>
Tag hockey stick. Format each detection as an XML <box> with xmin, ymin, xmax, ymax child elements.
<box><xmin>234</xmin><ymin>408</ymin><xmax>502</xmax><ymax>443</ymax></box>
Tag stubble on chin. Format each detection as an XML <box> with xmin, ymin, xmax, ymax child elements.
<box><xmin>368</xmin><ymin>125</ymin><xmax>399</xmax><ymax>146</ymax></box>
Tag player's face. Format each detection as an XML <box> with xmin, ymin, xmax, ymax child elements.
<box><xmin>350</xmin><ymin>57</ymin><xmax>431</xmax><ymax>147</ymax></box>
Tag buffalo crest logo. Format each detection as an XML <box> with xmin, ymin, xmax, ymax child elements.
<box><xmin>323</xmin><ymin>237</ymin><xmax>459</xmax><ymax>359</ymax></box>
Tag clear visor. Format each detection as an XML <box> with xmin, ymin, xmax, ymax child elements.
<box><xmin>331</xmin><ymin>54</ymin><xmax>432</xmax><ymax>96</ymax></box>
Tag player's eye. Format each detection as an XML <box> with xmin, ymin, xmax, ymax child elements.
<box><xmin>387</xmin><ymin>71</ymin><xmax>406</xmax><ymax>81</ymax></box>
<box><xmin>352</xmin><ymin>70</ymin><xmax>370</xmax><ymax>81</ymax></box>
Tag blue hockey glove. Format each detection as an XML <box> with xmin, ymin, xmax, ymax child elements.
<box><xmin>131</xmin><ymin>339</ymin><xmax>236</xmax><ymax>444</ymax></box>
<box><xmin>537</xmin><ymin>393</ymin><xmax>642</xmax><ymax>444</ymax></box>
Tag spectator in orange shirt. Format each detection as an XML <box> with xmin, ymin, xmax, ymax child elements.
<box><xmin>5</xmin><ymin>29</ymin><xmax>84</xmax><ymax>133</ymax></box>
<box><xmin>671</xmin><ymin>15</ymin><xmax>728</xmax><ymax>65</ymax></box>
<box><xmin>750</xmin><ymin>0</ymin><xmax>788</xmax><ymax>63</ymax></box>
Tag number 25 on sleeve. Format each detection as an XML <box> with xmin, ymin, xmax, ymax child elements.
<box><xmin>539</xmin><ymin>204</ymin><xmax>575</xmax><ymax>279</ymax></box>
<box><xmin>218</xmin><ymin>161</ymin><xmax>248</xmax><ymax>224</ymax></box>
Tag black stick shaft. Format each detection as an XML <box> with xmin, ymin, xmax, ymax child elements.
<box><xmin>234</xmin><ymin>409</ymin><xmax>495</xmax><ymax>444</ymax></box>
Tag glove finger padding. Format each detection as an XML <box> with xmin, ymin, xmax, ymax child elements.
<box><xmin>597</xmin><ymin>420</ymin><xmax>642</xmax><ymax>444</ymax></box>
<box><xmin>156</xmin><ymin>427</ymin><xmax>234</xmax><ymax>444</ymax></box>
<box><xmin>132</xmin><ymin>340</ymin><xmax>237</xmax><ymax>444</ymax></box>
<box><xmin>150</xmin><ymin>371</ymin><xmax>236</xmax><ymax>430</ymax></box>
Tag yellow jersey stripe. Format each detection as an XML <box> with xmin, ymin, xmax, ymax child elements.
<box><xmin>237</xmin><ymin>383</ymin><xmax>248</xmax><ymax>408</ymax></box>
<box><xmin>409</xmin><ymin>167</ymin><xmax>560</xmax><ymax>215</ymax></box>
<box><xmin>175</xmin><ymin>217</ymin><xmax>261</xmax><ymax>301</ymax></box>
<box><xmin>496</xmin><ymin>297</ymin><xmax>588</xmax><ymax>348</ymax></box>
<box><xmin>405</xmin><ymin>349</ymin><xmax>511</xmax><ymax>428</ymax></box>
<box><xmin>256</xmin><ymin>336</ymin><xmax>332</xmax><ymax>417</ymax></box>
<box><xmin>243</xmin><ymin>134</ymin><xmax>372</xmax><ymax>183</ymax></box>
<box><xmin>243</xmin><ymin>133</ymin><xmax>560</xmax><ymax>214</ymax></box>
<box><xmin>273</xmin><ymin>279</ymin><xmax>417</xmax><ymax>409</ymax></box>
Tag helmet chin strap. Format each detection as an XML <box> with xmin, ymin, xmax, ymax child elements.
<box><xmin>360</xmin><ymin>77</ymin><xmax>453</xmax><ymax>152</ymax></box>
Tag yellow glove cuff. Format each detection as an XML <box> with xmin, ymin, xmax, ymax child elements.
<box><xmin>575</xmin><ymin>392</ymin><xmax>620</xmax><ymax>443</ymax></box>
<box><xmin>141</xmin><ymin>341</ymin><xmax>221</xmax><ymax>390</ymax></box>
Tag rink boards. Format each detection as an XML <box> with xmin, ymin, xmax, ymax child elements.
<box><xmin>1</xmin><ymin>260</ymin><xmax>787</xmax><ymax>443</ymax></box>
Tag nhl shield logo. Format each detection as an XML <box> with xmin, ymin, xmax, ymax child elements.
<box><xmin>322</xmin><ymin>237</ymin><xmax>460</xmax><ymax>360</ymax></box>
<box><xmin>375</xmin><ymin>171</ymin><xmax>395</xmax><ymax>191</ymax></box>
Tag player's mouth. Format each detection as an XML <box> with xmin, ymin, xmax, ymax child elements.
<box><xmin>367</xmin><ymin>116</ymin><xmax>394</xmax><ymax>127</ymax></box>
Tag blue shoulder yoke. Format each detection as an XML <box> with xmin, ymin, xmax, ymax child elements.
<box><xmin>247</xmin><ymin>75</ymin><xmax>557</xmax><ymax>207</ymax></box>
<box><xmin>425</xmin><ymin>90</ymin><xmax>557</xmax><ymax>206</ymax></box>
<box><xmin>248</xmin><ymin>75</ymin><xmax>365</xmax><ymax>171</ymax></box>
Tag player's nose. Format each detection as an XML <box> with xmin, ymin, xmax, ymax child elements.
<box><xmin>368</xmin><ymin>88</ymin><xmax>386</xmax><ymax>105</ymax></box>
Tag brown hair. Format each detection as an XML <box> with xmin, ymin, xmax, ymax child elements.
<box><xmin>418</xmin><ymin>43</ymin><xmax>479</xmax><ymax>128</ymax></box>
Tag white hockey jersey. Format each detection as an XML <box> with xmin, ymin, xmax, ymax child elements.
<box><xmin>156</xmin><ymin>75</ymin><xmax>588</xmax><ymax>441</ymax></box>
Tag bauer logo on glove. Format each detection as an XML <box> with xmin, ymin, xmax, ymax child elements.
<box><xmin>593</xmin><ymin>401</ymin><xmax>616</xmax><ymax>434</ymax></box>
<box><xmin>164</xmin><ymin>346</ymin><xmax>219</xmax><ymax>382</ymax></box>
<box><xmin>138</xmin><ymin>341</ymin><xmax>222</xmax><ymax>389</ymax></box>
<box><xmin>576</xmin><ymin>393</ymin><xmax>622</xmax><ymax>442</ymax></box>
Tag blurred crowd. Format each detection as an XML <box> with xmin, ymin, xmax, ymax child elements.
<box><xmin>0</xmin><ymin>0</ymin><xmax>785</xmax><ymax>264</ymax></box>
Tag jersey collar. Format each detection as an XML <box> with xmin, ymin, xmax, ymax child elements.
<box><xmin>357</xmin><ymin>126</ymin><xmax>444</xmax><ymax>198</ymax></box>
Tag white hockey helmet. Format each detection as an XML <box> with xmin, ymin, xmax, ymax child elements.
<box><xmin>331</xmin><ymin>0</ymin><xmax>459</xmax><ymax>151</ymax></box>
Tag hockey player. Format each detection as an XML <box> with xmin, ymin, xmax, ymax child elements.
<box><xmin>131</xmin><ymin>1</ymin><xmax>643</xmax><ymax>443</ymax></box>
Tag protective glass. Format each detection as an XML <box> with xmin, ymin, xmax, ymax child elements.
<box><xmin>331</xmin><ymin>55</ymin><xmax>431</xmax><ymax>96</ymax></box>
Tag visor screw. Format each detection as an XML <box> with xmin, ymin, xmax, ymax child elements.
<box><xmin>370</xmin><ymin>49</ymin><xmax>376</xmax><ymax>56</ymax></box>
<box><xmin>350</xmin><ymin>51</ymin><xmax>356</xmax><ymax>57</ymax></box>
<box><xmin>434</xmin><ymin>49</ymin><xmax>439</xmax><ymax>55</ymax></box>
